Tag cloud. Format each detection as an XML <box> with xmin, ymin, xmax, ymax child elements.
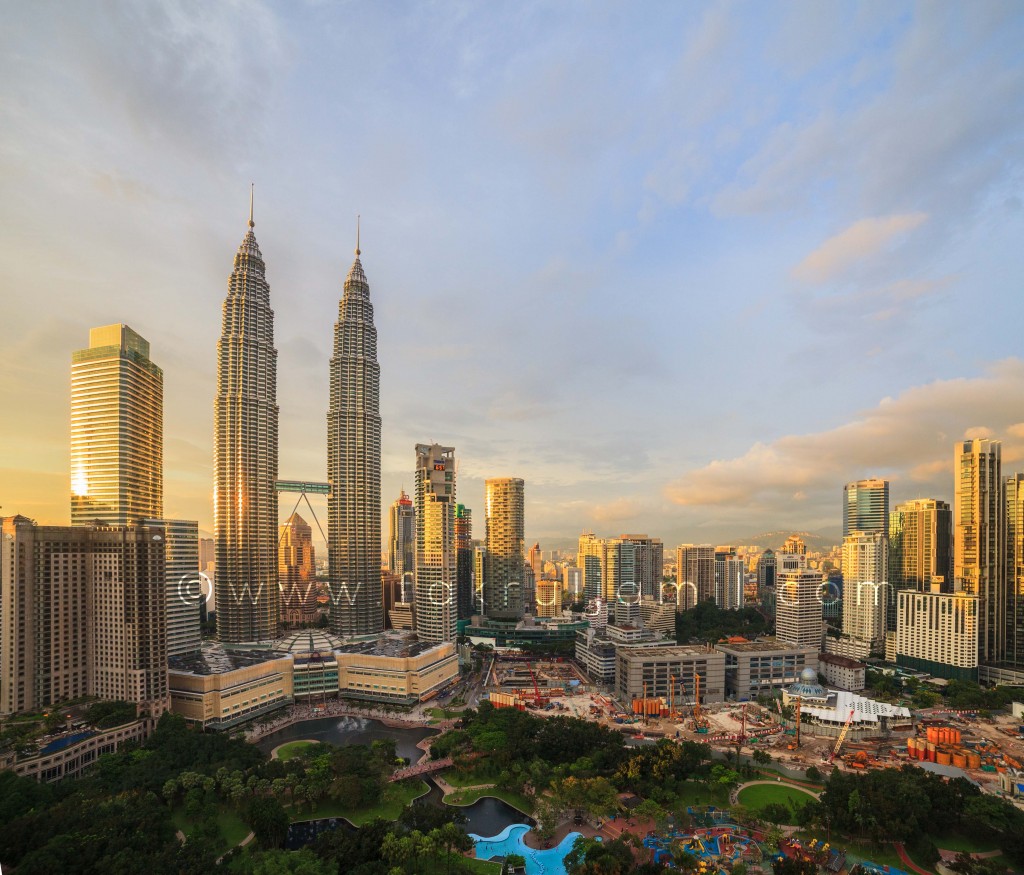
<box><xmin>793</xmin><ymin>213</ymin><xmax>928</xmax><ymax>283</ymax></box>
<box><xmin>590</xmin><ymin>497</ymin><xmax>643</xmax><ymax>525</ymax></box>
<box><xmin>665</xmin><ymin>359</ymin><xmax>1024</xmax><ymax>522</ymax></box>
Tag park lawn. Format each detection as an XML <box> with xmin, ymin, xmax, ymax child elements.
<box><xmin>171</xmin><ymin>805</ymin><xmax>250</xmax><ymax>851</ymax></box>
<box><xmin>823</xmin><ymin>836</ymin><xmax>924</xmax><ymax>873</ymax></box>
<box><xmin>673</xmin><ymin>780</ymin><xmax>731</xmax><ymax>809</ymax></box>
<box><xmin>461</xmin><ymin>857</ymin><xmax>503</xmax><ymax>873</ymax></box>
<box><xmin>297</xmin><ymin>778</ymin><xmax>430</xmax><ymax>826</ymax></box>
<box><xmin>275</xmin><ymin>740</ymin><xmax>320</xmax><ymax>761</ymax></box>
<box><xmin>443</xmin><ymin>767</ymin><xmax>495</xmax><ymax>788</ymax></box>
<box><xmin>931</xmin><ymin>832</ymin><xmax>1002</xmax><ymax>853</ymax></box>
<box><xmin>736</xmin><ymin>783</ymin><xmax>816</xmax><ymax>818</ymax></box>
<box><xmin>443</xmin><ymin>785</ymin><xmax>535</xmax><ymax>815</ymax></box>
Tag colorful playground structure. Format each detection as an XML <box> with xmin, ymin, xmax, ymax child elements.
<box><xmin>643</xmin><ymin>822</ymin><xmax>761</xmax><ymax>871</ymax></box>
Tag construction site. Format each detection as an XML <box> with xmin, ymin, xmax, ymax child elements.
<box><xmin>480</xmin><ymin>654</ymin><xmax>1024</xmax><ymax>798</ymax></box>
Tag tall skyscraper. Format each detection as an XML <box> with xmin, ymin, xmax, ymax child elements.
<box><xmin>840</xmin><ymin>531</ymin><xmax>888</xmax><ymax>654</ymax></box>
<box><xmin>676</xmin><ymin>544</ymin><xmax>714</xmax><ymax>610</ymax></box>
<box><xmin>889</xmin><ymin>498</ymin><xmax>952</xmax><ymax>632</ymax></box>
<box><xmin>843</xmin><ymin>479</ymin><xmax>890</xmax><ymax>538</ymax></box>
<box><xmin>577</xmin><ymin>533</ymin><xmax>603</xmax><ymax>602</ymax></box>
<box><xmin>1006</xmin><ymin>474</ymin><xmax>1024</xmax><ymax>669</ymax></box>
<box><xmin>414</xmin><ymin>444</ymin><xmax>456</xmax><ymax>642</ymax></box>
<box><xmin>71</xmin><ymin>324</ymin><xmax>162</xmax><ymax>526</ymax></box>
<box><xmin>214</xmin><ymin>200</ymin><xmax>280</xmax><ymax>644</ymax></box>
<box><xmin>157</xmin><ymin>519</ymin><xmax>202</xmax><ymax>658</ymax></box>
<box><xmin>775</xmin><ymin>567</ymin><xmax>824</xmax><ymax>649</ymax></box>
<box><xmin>484</xmin><ymin>478</ymin><xmax>525</xmax><ymax>620</ymax></box>
<box><xmin>954</xmin><ymin>438</ymin><xmax>1004</xmax><ymax>664</ymax></box>
<box><xmin>455</xmin><ymin>504</ymin><xmax>474</xmax><ymax>620</ymax></box>
<box><xmin>279</xmin><ymin>512</ymin><xmax>317</xmax><ymax>626</ymax></box>
<box><xmin>714</xmin><ymin>549</ymin><xmax>745</xmax><ymax>611</ymax></box>
<box><xmin>621</xmin><ymin>534</ymin><xmax>664</xmax><ymax>599</ymax></box>
<box><xmin>388</xmin><ymin>491</ymin><xmax>415</xmax><ymax>580</ymax></box>
<box><xmin>328</xmin><ymin>232</ymin><xmax>382</xmax><ymax>638</ymax></box>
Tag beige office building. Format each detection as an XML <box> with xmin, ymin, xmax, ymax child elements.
<box><xmin>536</xmin><ymin>578</ymin><xmax>564</xmax><ymax>617</ymax></box>
<box><xmin>279</xmin><ymin>513</ymin><xmax>318</xmax><ymax>627</ymax></box>
<box><xmin>776</xmin><ymin>568</ymin><xmax>823</xmax><ymax>649</ymax></box>
<box><xmin>71</xmin><ymin>324</ymin><xmax>163</xmax><ymax>527</ymax></box>
<box><xmin>615</xmin><ymin>644</ymin><xmax>726</xmax><ymax>705</ymax></box>
<box><xmin>1</xmin><ymin>516</ymin><xmax>168</xmax><ymax>717</ymax></box>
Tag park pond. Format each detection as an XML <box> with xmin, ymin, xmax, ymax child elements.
<box><xmin>266</xmin><ymin>716</ymin><xmax>533</xmax><ymax>849</ymax></box>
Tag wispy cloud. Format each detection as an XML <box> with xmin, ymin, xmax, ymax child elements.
<box><xmin>793</xmin><ymin>213</ymin><xmax>928</xmax><ymax>284</ymax></box>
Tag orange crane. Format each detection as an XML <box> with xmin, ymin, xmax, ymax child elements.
<box><xmin>670</xmin><ymin>675</ymin><xmax>677</xmax><ymax>719</ymax></box>
<box><xmin>829</xmin><ymin>709</ymin><xmax>856</xmax><ymax>763</ymax></box>
<box><xmin>527</xmin><ymin>662</ymin><xmax>545</xmax><ymax>706</ymax></box>
<box><xmin>692</xmin><ymin>674</ymin><xmax>709</xmax><ymax>732</ymax></box>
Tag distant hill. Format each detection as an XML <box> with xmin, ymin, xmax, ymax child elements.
<box><xmin>732</xmin><ymin>530</ymin><xmax>842</xmax><ymax>553</ymax></box>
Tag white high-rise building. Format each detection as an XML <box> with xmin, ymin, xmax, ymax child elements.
<box><xmin>895</xmin><ymin>589</ymin><xmax>979</xmax><ymax>681</ymax></box>
<box><xmin>155</xmin><ymin>519</ymin><xmax>201</xmax><ymax>658</ymax></box>
<box><xmin>840</xmin><ymin>531</ymin><xmax>888</xmax><ymax>653</ymax></box>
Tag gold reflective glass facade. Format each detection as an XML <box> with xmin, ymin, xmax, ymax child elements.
<box><xmin>70</xmin><ymin>324</ymin><xmax>162</xmax><ymax>526</ymax></box>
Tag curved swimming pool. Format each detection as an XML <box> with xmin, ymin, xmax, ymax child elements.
<box><xmin>471</xmin><ymin>823</ymin><xmax>582</xmax><ymax>875</ymax></box>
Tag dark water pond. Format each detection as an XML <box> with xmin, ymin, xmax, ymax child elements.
<box><xmin>256</xmin><ymin>714</ymin><xmax>435</xmax><ymax>764</ymax></box>
<box><xmin>274</xmin><ymin>718</ymin><xmax>532</xmax><ymax>849</ymax></box>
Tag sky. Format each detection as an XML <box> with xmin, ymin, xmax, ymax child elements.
<box><xmin>2</xmin><ymin>1</ymin><xmax>1024</xmax><ymax>553</ymax></box>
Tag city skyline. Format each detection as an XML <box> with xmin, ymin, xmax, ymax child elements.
<box><xmin>2</xmin><ymin>4</ymin><xmax>1024</xmax><ymax>546</ymax></box>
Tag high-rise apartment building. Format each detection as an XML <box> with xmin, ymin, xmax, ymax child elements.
<box><xmin>214</xmin><ymin>206</ymin><xmax>279</xmax><ymax>643</ymax></box>
<box><xmin>621</xmin><ymin>534</ymin><xmax>664</xmax><ymax>599</ymax></box>
<box><xmin>840</xmin><ymin>531</ymin><xmax>888</xmax><ymax>654</ymax></box>
<box><xmin>780</xmin><ymin>535</ymin><xmax>807</xmax><ymax>555</ymax></box>
<box><xmin>1004</xmin><ymin>474</ymin><xmax>1024</xmax><ymax>669</ymax></box>
<box><xmin>577</xmin><ymin>533</ymin><xmax>603</xmax><ymax>603</ymax></box>
<box><xmin>896</xmin><ymin>589</ymin><xmax>979</xmax><ymax>681</ymax></box>
<box><xmin>455</xmin><ymin>504</ymin><xmax>474</xmax><ymax>620</ymax></box>
<box><xmin>279</xmin><ymin>512</ymin><xmax>317</xmax><ymax>626</ymax></box>
<box><xmin>484</xmin><ymin>478</ymin><xmax>525</xmax><ymax>620</ymax></box>
<box><xmin>775</xmin><ymin>568</ymin><xmax>823</xmax><ymax>649</ymax></box>
<box><xmin>954</xmin><ymin>439</ymin><xmax>1004</xmax><ymax>663</ymax></box>
<box><xmin>71</xmin><ymin>324</ymin><xmax>163</xmax><ymax>527</ymax></box>
<box><xmin>714</xmin><ymin>549</ymin><xmax>745</xmax><ymax>611</ymax></box>
<box><xmin>676</xmin><ymin>545</ymin><xmax>714</xmax><ymax>610</ymax></box>
<box><xmin>327</xmin><ymin>235</ymin><xmax>383</xmax><ymax>639</ymax></box>
<box><xmin>889</xmin><ymin>498</ymin><xmax>952</xmax><ymax>633</ymax></box>
<box><xmin>1</xmin><ymin>516</ymin><xmax>168</xmax><ymax>716</ymax></box>
<box><xmin>414</xmin><ymin>444</ymin><xmax>456</xmax><ymax>642</ymax></box>
<box><xmin>157</xmin><ymin>519</ymin><xmax>202</xmax><ymax>658</ymax></box>
<box><xmin>843</xmin><ymin>479</ymin><xmax>890</xmax><ymax>538</ymax></box>
<box><xmin>388</xmin><ymin>491</ymin><xmax>415</xmax><ymax>580</ymax></box>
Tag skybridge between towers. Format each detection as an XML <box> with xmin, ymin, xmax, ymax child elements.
<box><xmin>275</xmin><ymin>480</ymin><xmax>330</xmax><ymax>542</ymax></box>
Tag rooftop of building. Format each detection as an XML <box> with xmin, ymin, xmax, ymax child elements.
<box><xmin>334</xmin><ymin>632</ymin><xmax>449</xmax><ymax>659</ymax></box>
<box><xmin>818</xmin><ymin>652</ymin><xmax>867</xmax><ymax>669</ymax></box>
<box><xmin>272</xmin><ymin>629</ymin><xmax>345</xmax><ymax>654</ymax></box>
<box><xmin>617</xmin><ymin>644</ymin><xmax>718</xmax><ymax>658</ymax></box>
<box><xmin>715</xmin><ymin>636</ymin><xmax>816</xmax><ymax>653</ymax></box>
<box><xmin>168</xmin><ymin>642</ymin><xmax>289</xmax><ymax>676</ymax></box>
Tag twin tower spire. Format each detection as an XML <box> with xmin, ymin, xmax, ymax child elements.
<box><xmin>214</xmin><ymin>189</ymin><xmax>381</xmax><ymax>643</ymax></box>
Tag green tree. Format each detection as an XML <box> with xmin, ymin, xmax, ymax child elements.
<box><xmin>247</xmin><ymin>797</ymin><xmax>290</xmax><ymax>850</ymax></box>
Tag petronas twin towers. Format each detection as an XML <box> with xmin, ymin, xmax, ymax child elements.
<box><xmin>214</xmin><ymin>200</ymin><xmax>381</xmax><ymax>643</ymax></box>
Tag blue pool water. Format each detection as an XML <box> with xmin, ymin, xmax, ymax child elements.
<box><xmin>471</xmin><ymin>824</ymin><xmax>582</xmax><ymax>875</ymax></box>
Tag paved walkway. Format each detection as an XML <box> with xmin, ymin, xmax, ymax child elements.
<box><xmin>893</xmin><ymin>842</ymin><xmax>935</xmax><ymax>875</ymax></box>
